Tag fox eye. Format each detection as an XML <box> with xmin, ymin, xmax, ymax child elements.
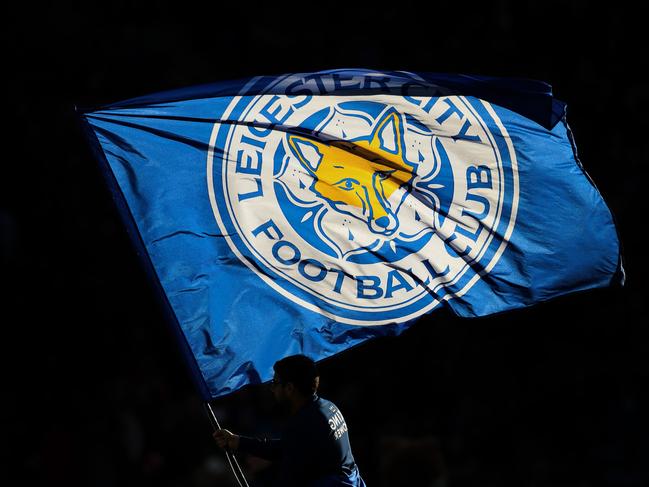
<box><xmin>377</xmin><ymin>171</ymin><xmax>392</xmax><ymax>180</ymax></box>
<box><xmin>335</xmin><ymin>178</ymin><xmax>359</xmax><ymax>191</ymax></box>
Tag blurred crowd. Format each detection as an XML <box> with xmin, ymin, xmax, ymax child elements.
<box><xmin>6</xmin><ymin>282</ymin><xmax>646</xmax><ymax>486</ymax></box>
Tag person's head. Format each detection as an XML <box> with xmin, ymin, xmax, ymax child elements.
<box><xmin>270</xmin><ymin>354</ymin><xmax>320</xmax><ymax>405</ymax></box>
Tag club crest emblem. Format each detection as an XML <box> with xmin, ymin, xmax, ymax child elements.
<box><xmin>208</xmin><ymin>72</ymin><xmax>519</xmax><ymax>325</ymax></box>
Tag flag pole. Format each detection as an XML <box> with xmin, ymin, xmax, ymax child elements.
<box><xmin>203</xmin><ymin>402</ymin><xmax>250</xmax><ymax>487</ymax></box>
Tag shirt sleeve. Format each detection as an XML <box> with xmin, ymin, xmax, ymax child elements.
<box><xmin>275</xmin><ymin>423</ymin><xmax>318</xmax><ymax>486</ymax></box>
<box><xmin>237</xmin><ymin>435</ymin><xmax>282</xmax><ymax>461</ymax></box>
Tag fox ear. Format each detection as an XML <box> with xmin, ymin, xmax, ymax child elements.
<box><xmin>288</xmin><ymin>136</ymin><xmax>323</xmax><ymax>174</ymax></box>
<box><xmin>370</xmin><ymin>111</ymin><xmax>403</xmax><ymax>157</ymax></box>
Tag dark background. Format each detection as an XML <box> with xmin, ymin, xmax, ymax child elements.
<box><xmin>3</xmin><ymin>1</ymin><xmax>647</xmax><ymax>486</ymax></box>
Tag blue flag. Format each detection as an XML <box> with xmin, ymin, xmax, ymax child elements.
<box><xmin>79</xmin><ymin>69</ymin><xmax>623</xmax><ymax>399</ymax></box>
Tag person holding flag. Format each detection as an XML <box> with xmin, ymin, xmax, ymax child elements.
<box><xmin>79</xmin><ymin>68</ymin><xmax>623</xmax><ymax>485</ymax></box>
<box><xmin>213</xmin><ymin>355</ymin><xmax>366</xmax><ymax>487</ymax></box>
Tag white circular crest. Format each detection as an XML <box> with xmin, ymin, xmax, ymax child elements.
<box><xmin>208</xmin><ymin>77</ymin><xmax>518</xmax><ymax>325</ymax></box>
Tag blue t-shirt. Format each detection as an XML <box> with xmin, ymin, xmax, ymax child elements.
<box><xmin>238</xmin><ymin>395</ymin><xmax>366</xmax><ymax>486</ymax></box>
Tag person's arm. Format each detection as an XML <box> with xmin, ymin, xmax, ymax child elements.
<box><xmin>238</xmin><ymin>435</ymin><xmax>282</xmax><ymax>461</ymax></box>
<box><xmin>213</xmin><ymin>429</ymin><xmax>282</xmax><ymax>461</ymax></box>
<box><xmin>275</xmin><ymin>425</ymin><xmax>315</xmax><ymax>485</ymax></box>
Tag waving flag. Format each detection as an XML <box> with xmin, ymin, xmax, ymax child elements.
<box><xmin>79</xmin><ymin>69</ymin><xmax>623</xmax><ymax>399</ymax></box>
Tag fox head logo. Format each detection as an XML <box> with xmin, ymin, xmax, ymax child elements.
<box><xmin>288</xmin><ymin>109</ymin><xmax>415</xmax><ymax>236</ymax></box>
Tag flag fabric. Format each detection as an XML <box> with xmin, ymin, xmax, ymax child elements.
<box><xmin>79</xmin><ymin>69</ymin><xmax>623</xmax><ymax>400</ymax></box>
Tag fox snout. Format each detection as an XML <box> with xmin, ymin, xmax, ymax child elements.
<box><xmin>356</xmin><ymin>176</ymin><xmax>400</xmax><ymax>235</ymax></box>
<box><xmin>371</xmin><ymin>213</ymin><xmax>398</xmax><ymax>235</ymax></box>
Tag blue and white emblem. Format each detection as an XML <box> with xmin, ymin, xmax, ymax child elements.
<box><xmin>208</xmin><ymin>73</ymin><xmax>519</xmax><ymax>325</ymax></box>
